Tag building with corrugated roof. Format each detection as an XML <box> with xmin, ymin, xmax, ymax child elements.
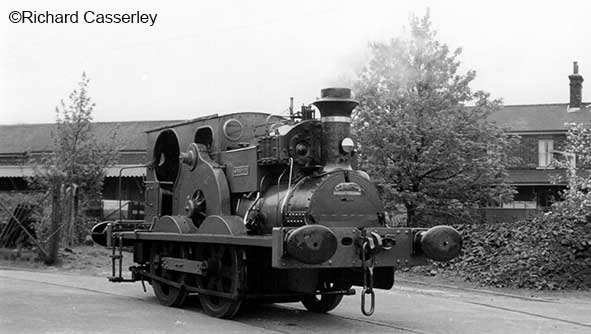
<box><xmin>0</xmin><ymin>120</ymin><xmax>177</xmax><ymax>201</ymax></box>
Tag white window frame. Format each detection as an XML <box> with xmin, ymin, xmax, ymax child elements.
<box><xmin>538</xmin><ymin>139</ymin><xmax>554</xmax><ymax>168</ymax></box>
<box><xmin>502</xmin><ymin>201</ymin><xmax>538</xmax><ymax>209</ymax></box>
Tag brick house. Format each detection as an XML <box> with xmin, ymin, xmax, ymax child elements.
<box><xmin>487</xmin><ymin>62</ymin><xmax>590</xmax><ymax>213</ymax></box>
<box><xmin>0</xmin><ymin>120</ymin><xmax>175</xmax><ymax>202</ymax></box>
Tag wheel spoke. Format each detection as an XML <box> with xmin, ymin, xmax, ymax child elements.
<box><xmin>150</xmin><ymin>243</ymin><xmax>188</xmax><ymax>307</ymax></box>
<box><xmin>198</xmin><ymin>246</ymin><xmax>244</xmax><ymax>319</ymax></box>
<box><xmin>220</xmin><ymin>267</ymin><xmax>234</xmax><ymax>279</ymax></box>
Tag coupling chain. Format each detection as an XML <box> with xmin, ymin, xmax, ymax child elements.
<box><xmin>361</xmin><ymin>232</ymin><xmax>381</xmax><ymax>316</ymax></box>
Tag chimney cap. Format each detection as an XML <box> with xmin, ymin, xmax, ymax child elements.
<box><xmin>570</xmin><ymin>61</ymin><xmax>583</xmax><ymax>79</ymax></box>
<box><xmin>313</xmin><ymin>88</ymin><xmax>358</xmax><ymax>104</ymax></box>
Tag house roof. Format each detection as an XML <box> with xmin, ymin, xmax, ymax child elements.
<box><xmin>0</xmin><ymin>120</ymin><xmax>178</xmax><ymax>154</ymax></box>
<box><xmin>488</xmin><ymin>103</ymin><xmax>591</xmax><ymax>132</ymax></box>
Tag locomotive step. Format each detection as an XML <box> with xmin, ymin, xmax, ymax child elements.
<box><xmin>107</xmin><ymin>276</ymin><xmax>136</xmax><ymax>282</ymax></box>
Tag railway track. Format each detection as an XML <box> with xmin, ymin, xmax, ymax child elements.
<box><xmin>2</xmin><ymin>274</ymin><xmax>431</xmax><ymax>334</ymax></box>
<box><xmin>395</xmin><ymin>278</ymin><xmax>555</xmax><ymax>303</ymax></box>
<box><xmin>390</xmin><ymin>279</ymin><xmax>591</xmax><ymax>329</ymax></box>
<box><xmin>1</xmin><ymin>268</ymin><xmax>589</xmax><ymax>333</ymax></box>
<box><xmin>272</xmin><ymin>304</ymin><xmax>433</xmax><ymax>334</ymax></box>
<box><xmin>1</xmin><ymin>269</ymin><xmax>427</xmax><ymax>334</ymax></box>
<box><xmin>275</xmin><ymin>289</ymin><xmax>591</xmax><ymax>333</ymax></box>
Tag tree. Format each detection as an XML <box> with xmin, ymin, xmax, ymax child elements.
<box><xmin>552</xmin><ymin>122</ymin><xmax>591</xmax><ymax>221</ymax></box>
<box><xmin>352</xmin><ymin>12</ymin><xmax>517</xmax><ymax>225</ymax></box>
<box><xmin>30</xmin><ymin>73</ymin><xmax>119</xmax><ymax>249</ymax></box>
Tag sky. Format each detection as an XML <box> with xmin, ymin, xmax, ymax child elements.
<box><xmin>1</xmin><ymin>0</ymin><xmax>590</xmax><ymax>124</ymax></box>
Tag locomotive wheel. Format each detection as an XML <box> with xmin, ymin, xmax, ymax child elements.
<box><xmin>301</xmin><ymin>282</ymin><xmax>347</xmax><ymax>313</ymax></box>
<box><xmin>150</xmin><ymin>243</ymin><xmax>188</xmax><ymax>307</ymax></box>
<box><xmin>197</xmin><ymin>245</ymin><xmax>245</xmax><ymax>319</ymax></box>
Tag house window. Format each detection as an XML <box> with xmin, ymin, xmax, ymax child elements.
<box><xmin>502</xmin><ymin>201</ymin><xmax>538</xmax><ymax>209</ymax></box>
<box><xmin>538</xmin><ymin>139</ymin><xmax>554</xmax><ymax>167</ymax></box>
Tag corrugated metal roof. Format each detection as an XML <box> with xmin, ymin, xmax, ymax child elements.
<box><xmin>0</xmin><ymin>165</ymin><xmax>145</xmax><ymax>178</ymax></box>
<box><xmin>0</xmin><ymin>120</ymin><xmax>179</xmax><ymax>154</ymax></box>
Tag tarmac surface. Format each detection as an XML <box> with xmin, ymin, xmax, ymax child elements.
<box><xmin>1</xmin><ymin>268</ymin><xmax>590</xmax><ymax>333</ymax></box>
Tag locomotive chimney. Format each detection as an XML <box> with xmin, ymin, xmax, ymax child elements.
<box><xmin>569</xmin><ymin>61</ymin><xmax>584</xmax><ymax>109</ymax></box>
<box><xmin>312</xmin><ymin>88</ymin><xmax>358</xmax><ymax>171</ymax></box>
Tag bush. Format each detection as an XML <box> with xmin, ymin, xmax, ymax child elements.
<box><xmin>0</xmin><ymin>192</ymin><xmax>50</xmax><ymax>248</ymax></box>
<box><xmin>434</xmin><ymin>214</ymin><xmax>591</xmax><ymax>290</ymax></box>
<box><xmin>0</xmin><ymin>191</ymin><xmax>96</xmax><ymax>249</ymax></box>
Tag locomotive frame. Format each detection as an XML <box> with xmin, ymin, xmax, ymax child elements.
<box><xmin>93</xmin><ymin>88</ymin><xmax>461</xmax><ymax>318</ymax></box>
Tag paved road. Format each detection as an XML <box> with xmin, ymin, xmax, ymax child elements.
<box><xmin>1</xmin><ymin>268</ymin><xmax>590</xmax><ymax>333</ymax></box>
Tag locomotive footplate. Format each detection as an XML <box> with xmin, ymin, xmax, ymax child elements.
<box><xmin>271</xmin><ymin>226</ymin><xmax>430</xmax><ymax>269</ymax></box>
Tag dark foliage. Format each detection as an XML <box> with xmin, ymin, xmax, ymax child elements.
<box><xmin>434</xmin><ymin>215</ymin><xmax>591</xmax><ymax>290</ymax></box>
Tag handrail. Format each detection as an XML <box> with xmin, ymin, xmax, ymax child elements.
<box><xmin>118</xmin><ymin>165</ymin><xmax>149</xmax><ymax>222</ymax></box>
<box><xmin>103</xmin><ymin>201</ymin><xmax>132</xmax><ymax>221</ymax></box>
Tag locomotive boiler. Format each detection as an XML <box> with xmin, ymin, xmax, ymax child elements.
<box><xmin>92</xmin><ymin>88</ymin><xmax>461</xmax><ymax>319</ymax></box>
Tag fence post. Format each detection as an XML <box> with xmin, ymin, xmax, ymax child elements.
<box><xmin>71</xmin><ymin>185</ymin><xmax>79</xmax><ymax>246</ymax></box>
<box><xmin>64</xmin><ymin>186</ymin><xmax>72</xmax><ymax>248</ymax></box>
<box><xmin>45</xmin><ymin>184</ymin><xmax>62</xmax><ymax>265</ymax></box>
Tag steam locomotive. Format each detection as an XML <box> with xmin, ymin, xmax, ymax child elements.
<box><xmin>92</xmin><ymin>88</ymin><xmax>461</xmax><ymax>319</ymax></box>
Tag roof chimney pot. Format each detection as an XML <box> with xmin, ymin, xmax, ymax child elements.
<box><xmin>569</xmin><ymin>61</ymin><xmax>584</xmax><ymax>109</ymax></box>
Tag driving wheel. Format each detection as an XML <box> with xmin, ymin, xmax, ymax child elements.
<box><xmin>150</xmin><ymin>242</ymin><xmax>188</xmax><ymax>307</ymax></box>
<box><xmin>197</xmin><ymin>245</ymin><xmax>245</xmax><ymax>319</ymax></box>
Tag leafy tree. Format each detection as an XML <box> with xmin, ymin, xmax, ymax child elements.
<box><xmin>352</xmin><ymin>12</ymin><xmax>518</xmax><ymax>225</ymax></box>
<box><xmin>30</xmin><ymin>73</ymin><xmax>119</xmax><ymax>244</ymax></box>
<box><xmin>552</xmin><ymin>123</ymin><xmax>591</xmax><ymax>221</ymax></box>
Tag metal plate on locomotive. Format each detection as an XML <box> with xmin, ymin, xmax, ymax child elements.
<box><xmin>232</xmin><ymin>165</ymin><xmax>250</xmax><ymax>177</ymax></box>
<box><xmin>218</xmin><ymin>146</ymin><xmax>259</xmax><ymax>193</ymax></box>
<box><xmin>333</xmin><ymin>182</ymin><xmax>363</xmax><ymax>196</ymax></box>
<box><xmin>222</xmin><ymin>118</ymin><xmax>244</xmax><ymax>141</ymax></box>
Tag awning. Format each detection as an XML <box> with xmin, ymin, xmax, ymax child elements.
<box><xmin>0</xmin><ymin>165</ymin><xmax>146</xmax><ymax>178</ymax></box>
<box><xmin>0</xmin><ymin>166</ymin><xmax>36</xmax><ymax>178</ymax></box>
<box><xmin>104</xmin><ymin>165</ymin><xmax>146</xmax><ymax>177</ymax></box>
